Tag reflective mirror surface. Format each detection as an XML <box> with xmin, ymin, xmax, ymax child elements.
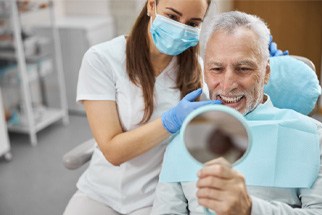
<box><xmin>183</xmin><ymin>107</ymin><xmax>250</xmax><ymax>164</ymax></box>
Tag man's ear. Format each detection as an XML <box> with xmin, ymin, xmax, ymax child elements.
<box><xmin>264</xmin><ymin>59</ymin><xmax>270</xmax><ymax>85</ymax></box>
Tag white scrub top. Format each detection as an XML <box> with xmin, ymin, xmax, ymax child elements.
<box><xmin>76</xmin><ymin>36</ymin><xmax>181</xmax><ymax>213</ymax></box>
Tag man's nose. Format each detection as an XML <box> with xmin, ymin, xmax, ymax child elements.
<box><xmin>221</xmin><ymin>70</ymin><xmax>237</xmax><ymax>92</ymax></box>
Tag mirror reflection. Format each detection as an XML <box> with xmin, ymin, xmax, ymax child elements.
<box><xmin>184</xmin><ymin>108</ymin><xmax>249</xmax><ymax>164</ymax></box>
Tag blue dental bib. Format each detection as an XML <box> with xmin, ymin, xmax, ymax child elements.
<box><xmin>159</xmin><ymin>99</ymin><xmax>320</xmax><ymax>188</ymax></box>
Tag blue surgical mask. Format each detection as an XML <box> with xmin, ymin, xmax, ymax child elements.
<box><xmin>149</xmin><ymin>8</ymin><xmax>200</xmax><ymax>56</ymax></box>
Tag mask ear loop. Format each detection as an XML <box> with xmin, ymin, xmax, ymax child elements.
<box><xmin>154</xmin><ymin>1</ymin><xmax>158</xmax><ymax>16</ymax></box>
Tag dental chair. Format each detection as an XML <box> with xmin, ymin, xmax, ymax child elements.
<box><xmin>63</xmin><ymin>55</ymin><xmax>321</xmax><ymax>170</ymax></box>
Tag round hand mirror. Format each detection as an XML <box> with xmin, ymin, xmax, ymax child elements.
<box><xmin>181</xmin><ymin>105</ymin><xmax>251</xmax><ymax>165</ymax></box>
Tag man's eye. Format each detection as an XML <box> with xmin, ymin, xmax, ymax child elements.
<box><xmin>210</xmin><ymin>68</ymin><xmax>223</xmax><ymax>73</ymax></box>
<box><xmin>237</xmin><ymin>67</ymin><xmax>251</xmax><ymax>73</ymax></box>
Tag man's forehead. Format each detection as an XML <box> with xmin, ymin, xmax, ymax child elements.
<box><xmin>207</xmin><ymin>28</ymin><xmax>258</xmax><ymax>47</ymax></box>
<box><xmin>205</xmin><ymin>59</ymin><xmax>258</xmax><ymax>66</ymax></box>
<box><xmin>205</xmin><ymin>31</ymin><xmax>261</xmax><ymax>64</ymax></box>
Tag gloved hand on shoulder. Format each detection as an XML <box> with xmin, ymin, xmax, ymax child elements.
<box><xmin>162</xmin><ymin>88</ymin><xmax>221</xmax><ymax>134</ymax></box>
<box><xmin>269</xmin><ymin>35</ymin><xmax>289</xmax><ymax>57</ymax></box>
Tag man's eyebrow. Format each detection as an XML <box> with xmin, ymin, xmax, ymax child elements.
<box><xmin>206</xmin><ymin>61</ymin><xmax>222</xmax><ymax>67</ymax></box>
<box><xmin>235</xmin><ymin>60</ymin><xmax>257</xmax><ymax>67</ymax></box>
<box><xmin>165</xmin><ymin>7</ymin><xmax>203</xmax><ymax>21</ymax></box>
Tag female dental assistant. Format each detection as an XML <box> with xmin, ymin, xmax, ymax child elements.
<box><xmin>63</xmin><ymin>0</ymin><xmax>213</xmax><ymax>214</ymax></box>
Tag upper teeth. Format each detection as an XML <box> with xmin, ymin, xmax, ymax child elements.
<box><xmin>220</xmin><ymin>95</ymin><xmax>243</xmax><ymax>103</ymax></box>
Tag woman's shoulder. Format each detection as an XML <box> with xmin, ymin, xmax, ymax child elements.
<box><xmin>86</xmin><ymin>35</ymin><xmax>127</xmax><ymax>62</ymax></box>
<box><xmin>92</xmin><ymin>35</ymin><xmax>126</xmax><ymax>51</ymax></box>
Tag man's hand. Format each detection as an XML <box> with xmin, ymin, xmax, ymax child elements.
<box><xmin>196</xmin><ymin>158</ymin><xmax>252</xmax><ymax>215</ymax></box>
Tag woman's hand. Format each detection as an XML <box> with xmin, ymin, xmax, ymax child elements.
<box><xmin>161</xmin><ymin>88</ymin><xmax>221</xmax><ymax>134</ymax></box>
<box><xmin>269</xmin><ymin>35</ymin><xmax>289</xmax><ymax>57</ymax></box>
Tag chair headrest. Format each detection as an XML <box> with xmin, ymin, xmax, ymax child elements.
<box><xmin>264</xmin><ymin>56</ymin><xmax>321</xmax><ymax>115</ymax></box>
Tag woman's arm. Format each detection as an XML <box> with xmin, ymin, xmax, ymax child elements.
<box><xmin>84</xmin><ymin>100</ymin><xmax>169</xmax><ymax>166</ymax></box>
<box><xmin>84</xmin><ymin>88</ymin><xmax>217</xmax><ymax>165</ymax></box>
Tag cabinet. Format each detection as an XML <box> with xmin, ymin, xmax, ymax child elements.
<box><xmin>233</xmin><ymin>0</ymin><xmax>322</xmax><ymax>81</ymax></box>
<box><xmin>0</xmin><ymin>87</ymin><xmax>11</xmax><ymax>160</ymax></box>
<box><xmin>0</xmin><ymin>0</ymin><xmax>68</xmax><ymax>145</ymax></box>
<box><xmin>33</xmin><ymin>16</ymin><xmax>116</xmax><ymax>113</ymax></box>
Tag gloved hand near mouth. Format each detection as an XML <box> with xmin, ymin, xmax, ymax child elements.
<box><xmin>162</xmin><ymin>88</ymin><xmax>221</xmax><ymax>134</ymax></box>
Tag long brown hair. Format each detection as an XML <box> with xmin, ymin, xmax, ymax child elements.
<box><xmin>126</xmin><ymin>0</ymin><xmax>211</xmax><ymax>124</ymax></box>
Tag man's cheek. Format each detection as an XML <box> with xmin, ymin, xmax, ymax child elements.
<box><xmin>209</xmin><ymin>80</ymin><xmax>220</xmax><ymax>90</ymax></box>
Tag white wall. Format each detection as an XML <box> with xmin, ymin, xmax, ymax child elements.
<box><xmin>19</xmin><ymin>0</ymin><xmax>137</xmax><ymax>36</ymax></box>
<box><xmin>64</xmin><ymin>0</ymin><xmax>111</xmax><ymax>16</ymax></box>
<box><xmin>109</xmin><ymin>0</ymin><xmax>139</xmax><ymax>35</ymax></box>
<box><xmin>60</xmin><ymin>0</ymin><xmax>234</xmax><ymax>37</ymax></box>
<box><xmin>63</xmin><ymin>0</ymin><xmax>140</xmax><ymax>36</ymax></box>
<box><xmin>215</xmin><ymin>0</ymin><xmax>233</xmax><ymax>13</ymax></box>
<box><xmin>20</xmin><ymin>0</ymin><xmax>234</xmax><ymax>34</ymax></box>
<box><xmin>53</xmin><ymin>0</ymin><xmax>65</xmax><ymax>17</ymax></box>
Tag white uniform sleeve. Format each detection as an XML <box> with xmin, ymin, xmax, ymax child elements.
<box><xmin>251</xmin><ymin>119</ymin><xmax>322</xmax><ymax>215</ymax></box>
<box><xmin>76</xmin><ymin>47</ymin><xmax>116</xmax><ymax>102</ymax></box>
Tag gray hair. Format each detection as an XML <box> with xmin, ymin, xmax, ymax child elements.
<box><xmin>201</xmin><ymin>11</ymin><xmax>271</xmax><ymax>61</ymax></box>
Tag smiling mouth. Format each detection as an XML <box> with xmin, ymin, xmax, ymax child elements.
<box><xmin>218</xmin><ymin>95</ymin><xmax>244</xmax><ymax>104</ymax></box>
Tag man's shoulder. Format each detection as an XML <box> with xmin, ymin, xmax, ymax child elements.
<box><xmin>252</xmin><ymin>101</ymin><xmax>316</xmax><ymax>123</ymax></box>
<box><xmin>307</xmin><ymin>116</ymin><xmax>322</xmax><ymax>132</ymax></box>
<box><xmin>275</xmin><ymin>107</ymin><xmax>321</xmax><ymax>128</ymax></box>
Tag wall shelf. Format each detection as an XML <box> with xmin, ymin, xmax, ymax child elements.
<box><xmin>0</xmin><ymin>0</ymin><xmax>68</xmax><ymax>145</ymax></box>
<box><xmin>7</xmin><ymin>107</ymin><xmax>64</xmax><ymax>133</ymax></box>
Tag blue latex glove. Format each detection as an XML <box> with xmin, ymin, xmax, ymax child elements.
<box><xmin>162</xmin><ymin>88</ymin><xmax>222</xmax><ymax>134</ymax></box>
<box><xmin>269</xmin><ymin>35</ymin><xmax>289</xmax><ymax>57</ymax></box>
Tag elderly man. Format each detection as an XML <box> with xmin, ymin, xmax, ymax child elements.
<box><xmin>151</xmin><ymin>11</ymin><xmax>322</xmax><ymax>214</ymax></box>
